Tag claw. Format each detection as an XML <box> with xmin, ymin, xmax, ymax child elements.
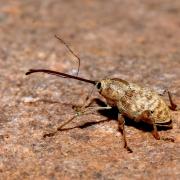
<box><xmin>161</xmin><ymin>137</ymin><xmax>175</xmax><ymax>142</ymax></box>
<box><xmin>43</xmin><ymin>132</ymin><xmax>56</xmax><ymax>138</ymax></box>
<box><xmin>125</xmin><ymin>146</ymin><xmax>133</xmax><ymax>153</ymax></box>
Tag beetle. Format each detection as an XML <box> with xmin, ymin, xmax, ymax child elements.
<box><xmin>26</xmin><ymin>68</ymin><xmax>177</xmax><ymax>152</ymax></box>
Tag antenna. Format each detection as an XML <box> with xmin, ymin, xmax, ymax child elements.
<box><xmin>55</xmin><ymin>34</ymin><xmax>80</xmax><ymax>76</ymax></box>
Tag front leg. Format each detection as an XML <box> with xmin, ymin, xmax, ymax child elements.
<box><xmin>43</xmin><ymin>106</ymin><xmax>112</xmax><ymax>138</ymax></box>
<box><xmin>72</xmin><ymin>86</ymin><xmax>96</xmax><ymax>112</ymax></box>
<box><xmin>118</xmin><ymin>114</ymin><xmax>133</xmax><ymax>153</ymax></box>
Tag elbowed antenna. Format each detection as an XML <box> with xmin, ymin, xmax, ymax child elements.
<box><xmin>26</xmin><ymin>69</ymin><xmax>97</xmax><ymax>85</ymax></box>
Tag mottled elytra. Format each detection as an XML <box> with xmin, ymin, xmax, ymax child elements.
<box><xmin>25</xmin><ymin>35</ymin><xmax>177</xmax><ymax>152</ymax></box>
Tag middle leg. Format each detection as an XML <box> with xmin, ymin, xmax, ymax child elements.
<box><xmin>118</xmin><ymin>114</ymin><xmax>133</xmax><ymax>153</ymax></box>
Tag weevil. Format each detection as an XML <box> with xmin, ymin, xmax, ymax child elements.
<box><xmin>25</xmin><ymin>35</ymin><xmax>177</xmax><ymax>152</ymax></box>
<box><xmin>26</xmin><ymin>68</ymin><xmax>177</xmax><ymax>152</ymax></box>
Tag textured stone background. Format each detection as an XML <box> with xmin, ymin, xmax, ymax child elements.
<box><xmin>0</xmin><ymin>0</ymin><xmax>179</xmax><ymax>179</ymax></box>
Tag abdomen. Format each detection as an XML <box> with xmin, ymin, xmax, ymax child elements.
<box><xmin>117</xmin><ymin>83</ymin><xmax>171</xmax><ymax>124</ymax></box>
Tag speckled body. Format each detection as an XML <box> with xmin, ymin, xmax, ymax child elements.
<box><xmin>98</xmin><ymin>78</ymin><xmax>172</xmax><ymax>127</ymax></box>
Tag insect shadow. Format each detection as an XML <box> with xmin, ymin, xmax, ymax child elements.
<box><xmin>61</xmin><ymin>98</ymin><xmax>172</xmax><ymax>132</ymax></box>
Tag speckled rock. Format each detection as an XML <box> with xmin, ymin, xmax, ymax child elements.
<box><xmin>0</xmin><ymin>0</ymin><xmax>179</xmax><ymax>179</ymax></box>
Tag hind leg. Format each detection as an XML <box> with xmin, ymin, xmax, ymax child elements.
<box><xmin>167</xmin><ymin>91</ymin><xmax>178</xmax><ymax>111</ymax></box>
<box><xmin>136</xmin><ymin>110</ymin><xmax>174</xmax><ymax>142</ymax></box>
<box><xmin>135</xmin><ymin>110</ymin><xmax>160</xmax><ymax>140</ymax></box>
<box><xmin>159</xmin><ymin>90</ymin><xmax>178</xmax><ymax>111</ymax></box>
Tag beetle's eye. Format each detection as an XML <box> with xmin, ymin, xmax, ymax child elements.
<box><xmin>96</xmin><ymin>82</ymin><xmax>101</xmax><ymax>89</ymax></box>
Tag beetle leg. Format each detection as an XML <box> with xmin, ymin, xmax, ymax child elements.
<box><xmin>158</xmin><ymin>89</ymin><xmax>178</xmax><ymax>110</ymax></box>
<box><xmin>59</xmin><ymin>106</ymin><xmax>111</xmax><ymax>130</ymax></box>
<box><xmin>43</xmin><ymin>106</ymin><xmax>112</xmax><ymax>138</ymax></box>
<box><xmin>118</xmin><ymin>114</ymin><xmax>133</xmax><ymax>153</ymax></box>
<box><xmin>160</xmin><ymin>137</ymin><xmax>175</xmax><ymax>142</ymax></box>
<box><xmin>151</xmin><ymin>121</ymin><xmax>160</xmax><ymax>140</ymax></box>
<box><xmin>167</xmin><ymin>91</ymin><xmax>178</xmax><ymax>111</ymax></box>
<box><xmin>72</xmin><ymin>98</ymin><xmax>97</xmax><ymax>113</ymax></box>
<box><xmin>72</xmin><ymin>86</ymin><xmax>96</xmax><ymax>112</ymax></box>
<box><xmin>135</xmin><ymin>111</ymin><xmax>174</xmax><ymax>142</ymax></box>
<box><xmin>135</xmin><ymin>110</ymin><xmax>160</xmax><ymax>140</ymax></box>
<box><xmin>43</xmin><ymin>115</ymin><xmax>78</xmax><ymax>138</ymax></box>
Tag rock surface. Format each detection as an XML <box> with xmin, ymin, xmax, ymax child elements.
<box><xmin>0</xmin><ymin>0</ymin><xmax>179</xmax><ymax>179</ymax></box>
